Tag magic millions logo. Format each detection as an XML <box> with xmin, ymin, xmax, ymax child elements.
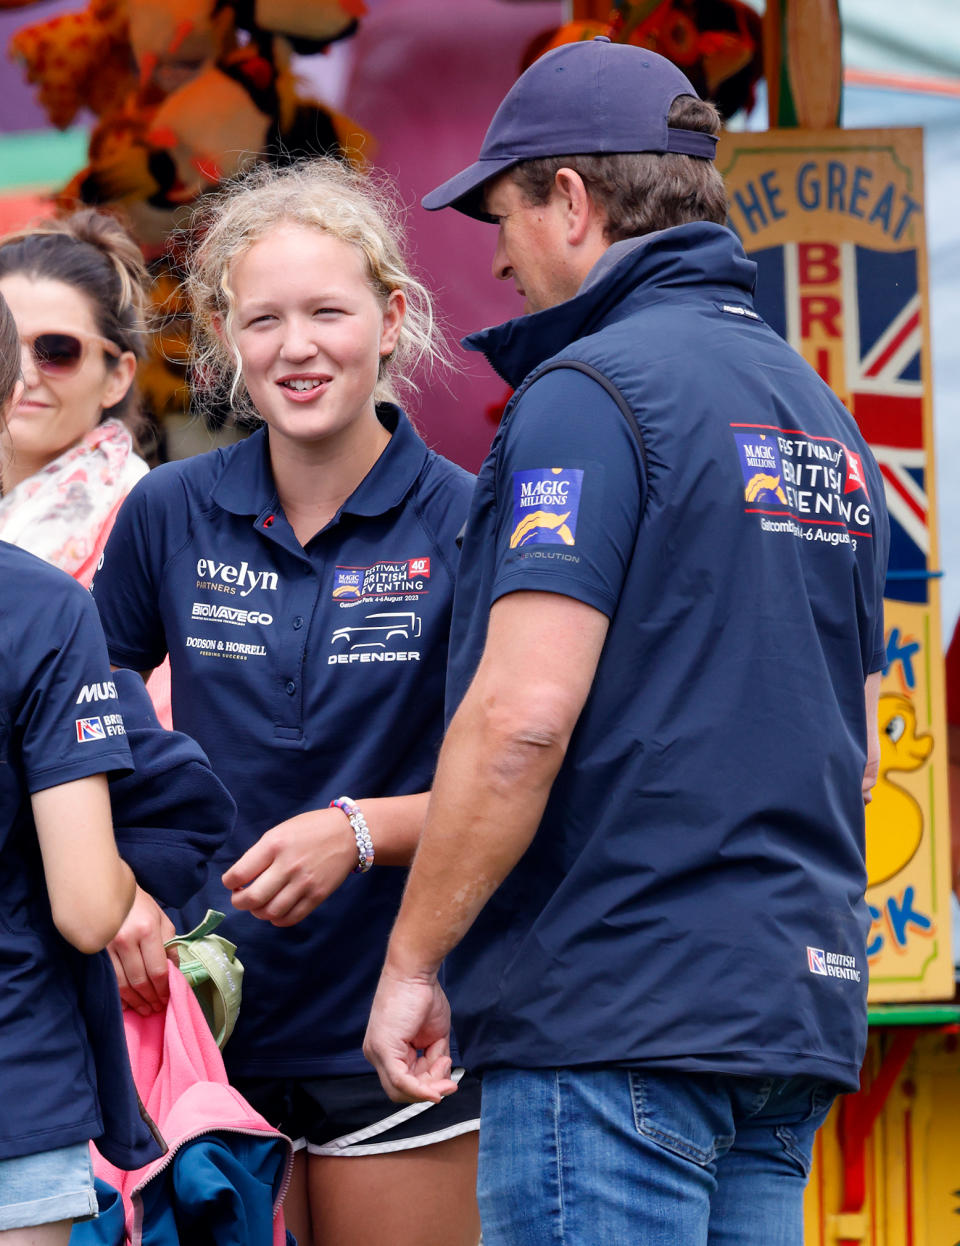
<box><xmin>734</xmin><ymin>433</ymin><xmax>787</xmax><ymax>505</ymax></box>
<box><xmin>332</xmin><ymin>568</ymin><xmax>363</xmax><ymax>601</ymax></box>
<box><xmin>510</xmin><ymin>467</ymin><xmax>584</xmax><ymax>549</ymax></box>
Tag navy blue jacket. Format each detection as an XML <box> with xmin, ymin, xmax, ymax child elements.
<box><xmin>81</xmin><ymin>670</ymin><xmax>236</xmax><ymax>1169</ymax></box>
<box><xmin>445</xmin><ymin>224</ymin><xmax>889</xmax><ymax>1090</ymax></box>
<box><xmin>0</xmin><ymin>546</ymin><xmax>232</xmax><ymax>1165</ymax></box>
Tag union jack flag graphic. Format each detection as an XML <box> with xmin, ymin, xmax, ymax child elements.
<box><xmin>76</xmin><ymin>716</ymin><xmax>105</xmax><ymax>743</ymax></box>
<box><xmin>751</xmin><ymin>242</ymin><xmax>928</xmax><ymax>603</ymax></box>
<box><xmin>807</xmin><ymin>946</ymin><xmax>827</xmax><ymax>976</ymax></box>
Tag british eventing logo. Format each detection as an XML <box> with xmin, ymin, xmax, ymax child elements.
<box><xmin>843</xmin><ymin>446</ymin><xmax>869</xmax><ymax>499</ymax></box>
<box><xmin>807</xmin><ymin>946</ymin><xmax>827</xmax><ymax>975</ymax></box>
<box><xmin>806</xmin><ymin>945</ymin><xmax>861</xmax><ymax>981</ymax></box>
<box><xmin>331</xmin><ymin>560</ymin><xmax>431</xmax><ymax>603</ymax></box>
<box><xmin>76</xmin><ymin>717</ymin><xmax>106</xmax><ymax>743</ymax></box>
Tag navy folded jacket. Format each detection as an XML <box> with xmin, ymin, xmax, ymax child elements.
<box><xmin>76</xmin><ymin>669</ymin><xmax>236</xmax><ymax>1169</ymax></box>
<box><xmin>109</xmin><ymin>669</ymin><xmax>236</xmax><ymax>906</ymax></box>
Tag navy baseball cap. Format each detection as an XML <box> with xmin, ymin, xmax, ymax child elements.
<box><xmin>423</xmin><ymin>37</ymin><xmax>717</xmax><ymax>219</ymax></box>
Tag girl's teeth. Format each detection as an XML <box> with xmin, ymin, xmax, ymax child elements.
<box><xmin>285</xmin><ymin>379</ymin><xmax>321</xmax><ymax>391</ymax></box>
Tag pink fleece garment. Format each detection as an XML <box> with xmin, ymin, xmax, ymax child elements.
<box><xmin>93</xmin><ymin>965</ymin><xmax>292</xmax><ymax>1246</ymax></box>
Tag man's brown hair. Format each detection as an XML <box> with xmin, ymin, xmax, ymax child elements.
<box><xmin>509</xmin><ymin>96</ymin><xmax>728</xmax><ymax>242</ymax></box>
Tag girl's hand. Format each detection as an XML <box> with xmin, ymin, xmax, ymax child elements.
<box><xmin>107</xmin><ymin>886</ymin><xmax>178</xmax><ymax>1015</ymax></box>
<box><xmin>222</xmin><ymin>808</ymin><xmax>358</xmax><ymax>926</ymax></box>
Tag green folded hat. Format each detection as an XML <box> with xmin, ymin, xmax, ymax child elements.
<box><xmin>165</xmin><ymin>909</ymin><xmax>244</xmax><ymax>1048</ymax></box>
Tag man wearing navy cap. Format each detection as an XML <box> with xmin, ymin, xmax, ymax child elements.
<box><xmin>365</xmin><ymin>37</ymin><xmax>889</xmax><ymax>1245</ymax></box>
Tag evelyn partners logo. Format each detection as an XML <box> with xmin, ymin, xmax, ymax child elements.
<box><xmin>510</xmin><ymin>468</ymin><xmax>584</xmax><ymax>549</ymax></box>
<box><xmin>196</xmin><ymin>558</ymin><xmax>279</xmax><ymax>598</ymax></box>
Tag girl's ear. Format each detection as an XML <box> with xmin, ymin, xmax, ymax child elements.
<box><xmin>212</xmin><ymin>312</ymin><xmax>227</xmax><ymax>344</ymax></box>
<box><xmin>379</xmin><ymin>289</ymin><xmax>406</xmax><ymax>357</ymax></box>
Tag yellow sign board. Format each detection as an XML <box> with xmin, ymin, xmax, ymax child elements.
<box><xmin>719</xmin><ymin>128</ymin><xmax>952</xmax><ymax>1001</ymax></box>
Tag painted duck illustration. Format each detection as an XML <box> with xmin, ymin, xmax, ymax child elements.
<box><xmin>865</xmin><ymin>692</ymin><xmax>934</xmax><ymax>888</ymax></box>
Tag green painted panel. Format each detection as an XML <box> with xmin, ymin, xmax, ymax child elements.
<box><xmin>868</xmin><ymin>1003</ymin><xmax>960</xmax><ymax>1026</ymax></box>
<box><xmin>0</xmin><ymin>128</ymin><xmax>89</xmax><ymax>192</ymax></box>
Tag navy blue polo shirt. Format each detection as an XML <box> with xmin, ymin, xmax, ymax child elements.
<box><xmin>0</xmin><ymin>541</ymin><xmax>131</xmax><ymax>1159</ymax></box>
<box><xmin>444</xmin><ymin>225</ymin><xmax>889</xmax><ymax>1091</ymax></box>
<box><xmin>93</xmin><ymin>406</ymin><xmax>474</xmax><ymax>1076</ymax></box>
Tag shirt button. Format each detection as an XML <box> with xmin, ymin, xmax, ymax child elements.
<box><xmin>285</xmin><ymin>680</ymin><xmax>297</xmax><ymax>695</ymax></box>
<box><xmin>293</xmin><ymin>616</ymin><xmax>304</xmax><ymax>630</ymax></box>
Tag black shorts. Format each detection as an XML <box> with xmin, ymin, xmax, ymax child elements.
<box><xmin>233</xmin><ymin>1068</ymin><xmax>481</xmax><ymax>1156</ymax></box>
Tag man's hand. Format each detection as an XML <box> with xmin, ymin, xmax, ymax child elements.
<box><xmin>863</xmin><ymin>670</ymin><xmax>882</xmax><ymax>805</ymax></box>
<box><xmin>363</xmin><ymin>966</ymin><xmax>459</xmax><ymax>1104</ymax></box>
<box><xmin>222</xmin><ymin>808</ymin><xmax>357</xmax><ymax>926</ymax></box>
<box><xmin>107</xmin><ymin>886</ymin><xmax>178</xmax><ymax>1015</ymax></box>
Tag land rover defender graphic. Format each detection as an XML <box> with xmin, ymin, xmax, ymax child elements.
<box><xmin>330</xmin><ymin>612</ymin><xmax>422</xmax><ymax>650</ymax></box>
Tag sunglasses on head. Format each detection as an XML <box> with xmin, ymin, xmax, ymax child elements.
<box><xmin>21</xmin><ymin>329</ymin><xmax>121</xmax><ymax>377</ymax></box>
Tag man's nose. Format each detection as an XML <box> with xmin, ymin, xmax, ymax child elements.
<box><xmin>492</xmin><ymin>232</ymin><xmax>512</xmax><ymax>283</ymax></box>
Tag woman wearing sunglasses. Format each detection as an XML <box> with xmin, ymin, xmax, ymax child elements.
<box><xmin>0</xmin><ymin>210</ymin><xmax>148</xmax><ymax>588</ymax></box>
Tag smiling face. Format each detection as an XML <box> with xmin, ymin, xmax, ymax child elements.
<box><xmin>0</xmin><ymin>273</ymin><xmax>135</xmax><ymax>481</ymax></box>
<box><xmin>228</xmin><ymin>224</ymin><xmax>404</xmax><ymax>456</ymax></box>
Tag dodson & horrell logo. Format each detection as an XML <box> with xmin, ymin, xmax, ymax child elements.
<box><xmin>196</xmin><ymin>558</ymin><xmax>279</xmax><ymax>598</ymax></box>
<box><xmin>510</xmin><ymin>468</ymin><xmax>584</xmax><ymax>549</ymax></box>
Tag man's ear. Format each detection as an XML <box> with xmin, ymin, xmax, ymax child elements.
<box><xmin>553</xmin><ymin>168</ymin><xmax>602</xmax><ymax>247</ymax></box>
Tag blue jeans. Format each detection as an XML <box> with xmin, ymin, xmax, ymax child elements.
<box><xmin>478</xmin><ymin>1068</ymin><xmax>837</xmax><ymax>1246</ymax></box>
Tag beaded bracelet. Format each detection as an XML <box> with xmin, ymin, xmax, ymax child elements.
<box><xmin>330</xmin><ymin>796</ymin><xmax>375</xmax><ymax>873</ymax></box>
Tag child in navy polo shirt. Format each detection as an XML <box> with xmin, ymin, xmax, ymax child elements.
<box><xmin>92</xmin><ymin>160</ymin><xmax>480</xmax><ymax>1246</ymax></box>
<box><xmin>0</xmin><ymin>291</ymin><xmax>137</xmax><ymax>1241</ymax></box>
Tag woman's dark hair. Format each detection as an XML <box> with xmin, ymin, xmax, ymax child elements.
<box><xmin>0</xmin><ymin>209</ymin><xmax>148</xmax><ymax>427</ymax></box>
<box><xmin>0</xmin><ymin>292</ymin><xmax>21</xmax><ymax>417</ymax></box>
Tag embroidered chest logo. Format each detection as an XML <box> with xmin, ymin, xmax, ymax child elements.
<box><xmin>806</xmin><ymin>945</ymin><xmax>861</xmax><ymax>983</ymax></box>
<box><xmin>732</xmin><ymin>425</ymin><xmax>873</xmax><ymax>552</ymax></box>
<box><xmin>331</xmin><ymin>559</ymin><xmax>431</xmax><ymax>606</ymax></box>
<box><xmin>76</xmin><ymin>714</ymin><xmax>125</xmax><ymax>741</ymax></box>
<box><xmin>327</xmin><ymin>611</ymin><xmax>422</xmax><ymax>667</ymax></box>
<box><xmin>510</xmin><ymin>468</ymin><xmax>584</xmax><ymax>549</ymax></box>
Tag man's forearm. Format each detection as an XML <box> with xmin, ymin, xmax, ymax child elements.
<box><xmin>385</xmin><ymin>685</ymin><xmax>567</xmax><ymax>979</ymax></box>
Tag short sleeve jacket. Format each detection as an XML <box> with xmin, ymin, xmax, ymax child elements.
<box><xmin>93</xmin><ymin>407</ymin><xmax>474</xmax><ymax>1077</ymax></box>
<box><xmin>0</xmin><ymin>541</ymin><xmax>131</xmax><ymax>1159</ymax></box>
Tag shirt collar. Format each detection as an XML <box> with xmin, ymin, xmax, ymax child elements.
<box><xmin>210</xmin><ymin>405</ymin><xmax>428</xmax><ymax>523</ymax></box>
<box><xmin>210</xmin><ymin>426</ymin><xmax>277</xmax><ymax>517</ymax></box>
<box><xmin>339</xmin><ymin>404</ymin><xmax>428</xmax><ymax>517</ymax></box>
<box><xmin>462</xmin><ymin>222</ymin><xmax>757</xmax><ymax>389</ymax></box>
